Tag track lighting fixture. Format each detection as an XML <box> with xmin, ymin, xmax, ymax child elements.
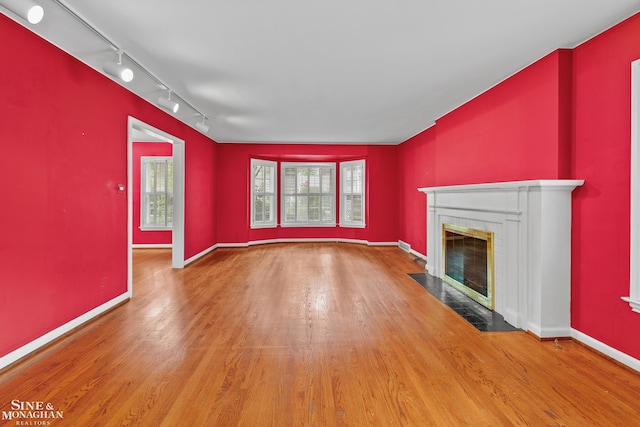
<box><xmin>195</xmin><ymin>116</ymin><xmax>210</xmax><ymax>133</ymax></box>
<box><xmin>158</xmin><ymin>90</ymin><xmax>180</xmax><ymax>113</ymax></box>
<box><xmin>0</xmin><ymin>0</ymin><xmax>44</xmax><ymax>24</ymax></box>
<box><xmin>103</xmin><ymin>50</ymin><xmax>133</xmax><ymax>83</ymax></box>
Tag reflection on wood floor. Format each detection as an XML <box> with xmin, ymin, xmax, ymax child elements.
<box><xmin>1</xmin><ymin>243</ymin><xmax>639</xmax><ymax>426</ymax></box>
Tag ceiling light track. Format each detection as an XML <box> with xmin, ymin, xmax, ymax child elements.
<box><xmin>51</xmin><ymin>0</ymin><xmax>211</xmax><ymax>133</ymax></box>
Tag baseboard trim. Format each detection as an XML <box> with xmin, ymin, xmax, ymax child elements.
<box><xmin>184</xmin><ymin>244</ymin><xmax>219</xmax><ymax>265</ymax></box>
<box><xmin>132</xmin><ymin>244</ymin><xmax>172</xmax><ymax>249</ymax></box>
<box><xmin>572</xmin><ymin>329</ymin><xmax>640</xmax><ymax>373</ymax></box>
<box><xmin>0</xmin><ymin>292</ymin><xmax>131</xmax><ymax>371</ymax></box>
<box><xmin>214</xmin><ymin>238</ymin><xmax>400</xmax><ymax>248</ymax></box>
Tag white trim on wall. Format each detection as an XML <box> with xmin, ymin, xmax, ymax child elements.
<box><xmin>0</xmin><ymin>294</ymin><xmax>130</xmax><ymax>371</ymax></box>
<box><xmin>623</xmin><ymin>58</ymin><xmax>640</xmax><ymax>313</ymax></box>
<box><xmin>572</xmin><ymin>329</ymin><xmax>640</xmax><ymax>373</ymax></box>
<box><xmin>214</xmin><ymin>238</ymin><xmax>397</xmax><ymax>248</ymax></box>
<box><xmin>398</xmin><ymin>240</ymin><xmax>427</xmax><ymax>261</ymax></box>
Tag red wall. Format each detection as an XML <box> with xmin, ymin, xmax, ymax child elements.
<box><xmin>216</xmin><ymin>144</ymin><xmax>398</xmax><ymax>244</ymax></box>
<box><xmin>571</xmin><ymin>13</ymin><xmax>640</xmax><ymax>358</ymax></box>
<box><xmin>434</xmin><ymin>49</ymin><xmax>573</xmax><ymax>185</ymax></box>
<box><xmin>397</xmin><ymin>15</ymin><xmax>640</xmax><ymax>361</ymax></box>
<box><xmin>0</xmin><ymin>15</ymin><xmax>217</xmax><ymax>357</ymax></box>
<box><xmin>132</xmin><ymin>142</ymin><xmax>173</xmax><ymax>245</ymax></box>
<box><xmin>396</xmin><ymin>127</ymin><xmax>435</xmax><ymax>255</ymax></box>
<box><xmin>397</xmin><ymin>50</ymin><xmax>572</xmax><ymax>256</ymax></box>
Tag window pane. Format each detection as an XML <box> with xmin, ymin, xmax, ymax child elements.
<box><xmin>254</xmin><ymin>195</ymin><xmax>264</xmax><ymax>222</ymax></box>
<box><xmin>297</xmin><ymin>169</ymin><xmax>308</xmax><ymax>194</ymax></box>
<box><xmin>322</xmin><ymin>196</ymin><xmax>333</xmax><ymax>221</ymax></box>
<box><xmin>255</xmin><ymin>166</ymin><xmax>265</xmax><ymax>193</ymax></box>
<box><xmin>143</xmin><ymin>194</ymin><xmax>152</xmax><ymax>225</ymax></box>
<box><xmin>148</xmin><ymin>194</ymin><xmax>157</xmax><ymax>224</ymax></box>
<box><xmin>284</xmin><ymin>168</ymin><xmax>296</xmax><ymax>194</ymax></box>
<box><xmin>344</xmin><ymin>169</ymin><xmax>353</xmax><ymax>194</ymax></box>
<box><xmin>344</xmin><ymin>195</ymin><xmax>353</xmax><ymax>221</ymax></box>
<box><xmin>353</xmin><ymin>165</ymin><xmax>362</xmax><ymax>193</ymax></box>
<box><xmin>308</xmin><ymin>196</ymin><xmax>320</xmax><ymax>221</ymax></box>
<box><xmin>264</xmin><ymin>167</ymin><xmax>273</xmax><ymax>193</ymax></box>
<box><xmin>167</xmin><ymin>162</ymin><xmax>173</xmax><ymax>192</ymax></box>
<box><xmin>321</xmin><ymin>168</ymin><xmax>332</xmax><ymax>193</ymax></box>
<box><xmin>297</xmin><ymin>195</ymin><xmax>308</xmax><ymax>222</ymax></box>
<box><xmin>156</xmin><ymin>163</ymin><xmax>166</xmax><ymax>192</ymax></box>
<box><xmin>265</xmin><ymin>195</ymin><xmax>272</xmax><ymax>222</ymax></box>
<box><xmin>352</xmin><ymin>195</ymin><xmax>363</xmax><ymax>221</ymax></box>
<box><xmin>156</xmin><ymin>195</ymin><xmax>166</xmax><ymax>225</ymax></box>
<box><xmin>309</xmin><ymin>168</ymin><xmax>320</xmax><ymax>193</ymax></box>
<box><xmin>166</xmin><ymin>194</ymin><xmax>173</xmax><ymax>226</ymax></box>
<box><xmin>284</xmin><ymin>196</ymin><xmax>296</xmax><ymax>222</ymax></box>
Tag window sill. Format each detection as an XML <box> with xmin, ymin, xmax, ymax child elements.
<box><xmin>140</xmin><ymin>227</ymin><xmax>172</xmax><ymax>231</ymax></box>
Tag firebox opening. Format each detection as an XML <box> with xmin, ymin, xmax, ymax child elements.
<box><xmin>442</xmin><ymin>224</ymin><xmax>494</xmax><ymax>309</ymax></box>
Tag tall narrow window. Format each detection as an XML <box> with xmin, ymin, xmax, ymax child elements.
<box><xmin>281</xmin><ymin>162</ymin><xmax>336</xmax><ymax>226</ymax></box>
<box><xmin>340</xmin><ymin>160</ymin><xmax>365</xmax><ymax>227</ymax></box>
<box><xmin>141</xmin><ymin>156</ymin><xmax>173</xmax><ymax>229</ymax></box>
<box><xmin>251</xmin><ymin>159</ymin><xmax>277</xmax><ymax>228</ymax></box>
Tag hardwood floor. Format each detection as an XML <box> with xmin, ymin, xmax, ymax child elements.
<box><xmin>1</xmin><ymin>243</ymin><xmax>639</xmax><ymax>426</ymax></box>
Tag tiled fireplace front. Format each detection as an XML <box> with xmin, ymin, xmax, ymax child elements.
<box><xmin>419</xmin><ymin>180</ymin><xmax>583</xmax><ymax>338</ymax></box>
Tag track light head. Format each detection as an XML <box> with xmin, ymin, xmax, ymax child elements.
<box><xmin>103</xmin><ymin>60</ymin><xmax>134</xmax><ymax>83</ymax></box>
<box><xmin>158</xmin><ymin>93</ymin><xmax>179</xmax><ymax>113</ymax></box>
<box><xmin>196</xmin><ymin>117</ymin><xmax>210</xmax><ymax>133</ymax></box>
<box><xmin>0</xmin><ymin>0</ymin><xmax>44</xmax><ymax>24</ymax></box>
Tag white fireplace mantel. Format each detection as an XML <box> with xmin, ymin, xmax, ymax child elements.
<box><xmin>418</xmin><ymin>180</ymin><xmax>584</xmax><ymax>338</ymax></box>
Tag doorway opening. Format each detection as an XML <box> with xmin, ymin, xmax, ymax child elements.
<box><xmin>127</xmin><ymin>117</ymin><xmax>185</xmax><ymax>294</ymax></box>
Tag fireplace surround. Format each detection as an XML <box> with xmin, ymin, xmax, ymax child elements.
<box><xmin>419</xmin><ymin>180</ymin><xmax>583</xmax><ymax>338</ymax></box>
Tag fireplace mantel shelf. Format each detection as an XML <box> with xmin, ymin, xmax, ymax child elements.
<box><xmin>418</xmin><ymin>179</ymin><xmax>584</xmax><ymax>338</ymax></box>
<box><xmin>418</xmin><ymin>179</ymin><xmax>584</xmax><ymax>194</ymax></box>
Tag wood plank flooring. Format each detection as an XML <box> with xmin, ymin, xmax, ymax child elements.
<box><xmin>1</xmin><ymin>243</ymin><xmax>639</xmax><ymax>426</ymax></box>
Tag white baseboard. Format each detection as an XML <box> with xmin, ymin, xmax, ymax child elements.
<box><xmin>572</xmin><ymin>329</ymin><xmax>640</xmax><ymax>373</ymax></box>
<box><xmin>398</xmin><ymin>240</ymin><xmax>427</xmax><ymax>261</ymax></box>
<box><xmin>367</xmin><ymin>241</ymin><xmax>397</xmax><ymax>247</ymax></box>
<box><xmin>528</xmin><ymin>324</ymin><xmax>572</xmax><ymax>340</ymax></box>
<box><xmin>0</xmin><ymin>292</ymin><xmax>131</xmax><ymax>371</ymax></box>
<box><xmin>184</xmin><ymin>244</ymin><xmax>219</xmax><ymax>265</ymax></box>
<box><xmin>132</xmin><ymin>244</ymin><xmax>172</xmax><ymax>249</ymax></box>
<box><xmin>216</xmin><ymin>238</ymin><xmax>399</xmax><ymax>247</ymax></box>
<box><xmin>409</xmin><ymin>248</ymin><xmax>427</xmax><ymax>261</ymax></box>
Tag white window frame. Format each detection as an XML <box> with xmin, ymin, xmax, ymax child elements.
<box><xmin>624</xmin><ymin>58</ymin><xmax>640</xmax><ymax>313</ymax></box>
<box><xmin>140</xmin><ymin>156</ymin><xmax>173</xmax><ymax>230</ymax></box>
<box><xmin>250</xmin><ymin>159</ymin><xmax>278</xmax><ymax>228</ymax></box>
<box><xmin>340</xmin><ymin>159</ymin><xmax>366</xmax><ymax>228</ymax></box>
<box><xmin>281</xmin><ymin>162</ymin><xmax>336</xmax><ymax>227</ymax></box>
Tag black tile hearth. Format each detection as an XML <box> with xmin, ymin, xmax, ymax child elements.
<box><xmin>408</xmin><ymin>272</ymin><xmax>520</xmax><ymax>332</ymax></box>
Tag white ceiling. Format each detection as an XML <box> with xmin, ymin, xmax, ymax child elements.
<box><xmin>5</xmin><ymin>0</ymin><xmax>640</xmax><ymax>144</ymax></box>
